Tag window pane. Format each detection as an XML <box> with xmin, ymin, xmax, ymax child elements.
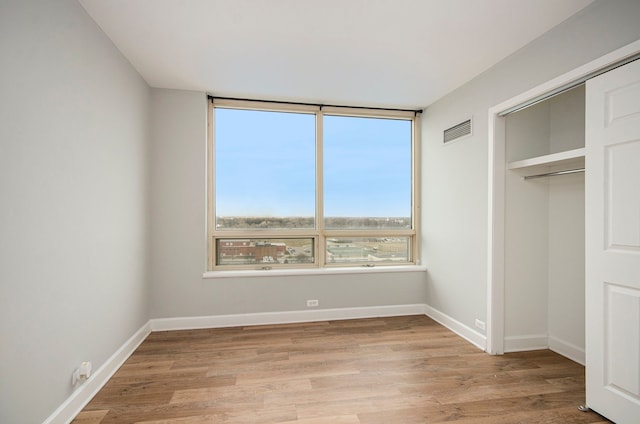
<box><xmin>323</xmin><ymin>115</ymin><xmax>412</xmax><ymax>230</ymax></box>
<box><xmin>215</xmin><ymin>108</ymin><xmax>316</xmax><ymax>230</ymax></box>
<box><xmin>216</xmin><ymin>238</ymin><xmax>315</xmax><ymax>266</ymax></box>
<box><xmin>326</xmin><ymin>237</ymin><xmax>410</xmax><ymax>264</ymax></box>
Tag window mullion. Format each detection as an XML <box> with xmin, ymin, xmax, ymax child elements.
<box><xmin>323</xmin><ymin>229</ymin><xmax>415</xmax><ymax>238</ymax></box>
<box><xmin>207</xmin><ymin>99</ymin><xmax>215</xmax><ymax>270</ymax></box>
<box><xmin>316</xmin><ymin>109</ymin><xmax>325</xmax><ymax>267</ymax></box>
<box><xmin>412</xmin><ymin>114</ymin><xmax>421</xmax><ymax>265</ymax></box>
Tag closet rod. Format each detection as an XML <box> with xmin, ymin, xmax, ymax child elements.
<box><xmin>523</xmin><ymin>168</ymin><xmax>585</xmax><ymax>180</ymax></box>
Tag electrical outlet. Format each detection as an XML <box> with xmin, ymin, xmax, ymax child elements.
<box><xmin>306</xmin><ymin>299</ymin><xmax>319</xmax><ymax>307</ymax></box>
<box><xmin>72</xmin><ymin>361</ymin><xmax>92</xmax><ymax>385</ymax></box>
<box><xmin>475</xmin><ymin>319</ymin><xmax>486</xmax><ymax>331</ymax></box>
<box><xmin>79</xmin><ymin>361</ymin><xmax>92</xmax><ymax>379</ymax></box>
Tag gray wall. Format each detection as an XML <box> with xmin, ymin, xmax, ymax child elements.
<box><xmin>148</xmin><ymin>88</ymin><xmax>428</xmax><ymax>319</ymax></box>
<box><xmin>421</xmin><ymin>0</ymin><xmax>640</xmax><ymax>338</ymax></box>
<box><xmin>0</xmin><ymin>1</ymin><xmax>150</xmax><ymax>423</ymax></box>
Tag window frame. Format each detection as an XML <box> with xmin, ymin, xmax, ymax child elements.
<box><xmin>207</xmin><ymin>98</ymin><xmax>420</xmax><ymax>271</ymax></box>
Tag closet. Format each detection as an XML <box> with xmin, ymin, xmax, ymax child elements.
<box><xmin>490</xmin><ymin>46</ymin><xmax>640</xmax><ymax>423</ymax></box>
<box><xmin>503</xmin><ymin>84</ymin><xmax>586</xmax><ymax>363</ymax></box>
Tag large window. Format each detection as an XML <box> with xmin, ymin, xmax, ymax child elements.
<box><xmin>208</xmin><ymin>98</ymin><xmax>419</xmax><ymax>271</ymax></box>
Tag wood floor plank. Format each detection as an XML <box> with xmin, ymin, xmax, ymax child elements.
<box><xmin>356</xmin><ymin>390</ymin><xmax>608</xmax><ymax>424</ymax></box>
<box><xmin>294</xmin><ymin>392</ymin><xmax>441</xmax><ymax>420</ymax></box>
<box><xmin>71</xmin><ymin>315</ymin><xmax>612</xmax><ymax>424</ymax></box>
<box><xmin>431</xmin><ymin>406</ymin><xmax>611</xmax><ymax>424</ymax></box>
<box><xmin>71</xmin><ymin>410</ymin><xmax>109</xmax><ymax>424</ymax></box>
<box><xmin>170</xmin><ymin>379</ymin><xmax>312</xmax><ymax>404</ymax></box>
<box><xmin>282</xmin><ymin>415</ymin><xmax>360</xmax><ymax>424</ymax></box>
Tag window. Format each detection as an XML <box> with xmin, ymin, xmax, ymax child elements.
<box><xmin>208</xmin><ymin>98</ymin><xmax>419</xmax><ymax>271</ymax></box>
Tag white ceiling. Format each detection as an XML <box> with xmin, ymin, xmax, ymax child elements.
<box><xmin>79</xmin><ymin>0</ymin><xmax>594</xmax><ymax>109</ymax></box>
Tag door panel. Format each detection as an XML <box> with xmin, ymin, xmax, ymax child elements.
<box><xmin>605</xmin><ymin>283</ymin><xmax>640</xmax><ymax>397</ymax></box>
<box><xmin>605</xmin><ymin>141</ymin><xmax>640</xmax><ymax>249</ymax></box>
<box><xmin>586</xmin><ymin>58</ymin><xmax>640</xmax><ymax>424</ymax></box>
<box><xmin>605</xmin><ymin>81</ymin><xmax>640</xmax><ymax>126</ymax></box>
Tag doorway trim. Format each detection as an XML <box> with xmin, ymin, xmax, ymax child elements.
<box><xmin>486</xmin><ymin>39</ymin><xmax>640</xmax><ymax>355</ymax></box>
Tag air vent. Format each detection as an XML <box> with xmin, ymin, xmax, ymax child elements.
<box><xmin>443</xmin><ymin>119</ymin><xmax>472</xmax><ymax>143</ymax></box>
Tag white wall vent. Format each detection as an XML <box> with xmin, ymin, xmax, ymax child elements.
<box><xmin>443</xmin><ymin>119</ymin><xmax>472</xmax><ymax>143</ymax></box>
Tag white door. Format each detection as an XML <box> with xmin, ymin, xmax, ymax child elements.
<box><xmin>585</xmin><ymin>58</ymin><xmax>640</xmax><ymax>424</ymax></box>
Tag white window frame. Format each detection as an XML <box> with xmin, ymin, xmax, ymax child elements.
<box><xmin>207</xmin><ymin>98</ymin><xmax>421</xmax><ymax>272</ymax></box>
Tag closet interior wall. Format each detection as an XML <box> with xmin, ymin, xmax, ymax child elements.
<box><xmin>504</xmin><ymin>85</ymin><xmax>586</xmax><ymax>362</ymax></box>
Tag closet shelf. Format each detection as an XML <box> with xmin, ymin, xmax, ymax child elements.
<box><xmin>508</xmin><ymin>147</ymin><xmax>585</xmax><ymax>176</ymax></box>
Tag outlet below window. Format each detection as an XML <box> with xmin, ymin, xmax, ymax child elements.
<box><xmin>306</xmin><ymin>299</ymin><xmax>319</xmax><ymax>307</ymax></box>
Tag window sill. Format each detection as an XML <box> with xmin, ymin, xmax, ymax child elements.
<box><xmin>202</xmin><ymin>264</ymin><xmax>427</xmax><ymax>279</ymax></box>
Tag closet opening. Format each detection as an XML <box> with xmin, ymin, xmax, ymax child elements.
<box><xmin>501</xmin><ymin>84</ymin><xmax>586</xmax><ymax>364</ymax></box>
<box><xmin>486</xmin><ymin>41</ymin><xmax>640</xmax><ymax>358</ymax></box>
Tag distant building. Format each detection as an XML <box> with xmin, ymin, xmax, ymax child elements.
<box><xmin>254</xmin><ymin>241</ymin><xmax>286</xmax><ymax>262</ymax></box>
<box><xmin>218</xmin><ymin>240</ymin><xmax>286</xmax><ymax>263</ymax></box>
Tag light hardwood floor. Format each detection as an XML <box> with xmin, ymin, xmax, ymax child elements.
<box><xmin>72</xmin><ymin>315</ymin><xmax>610</xmax><ymax>423</ymax></box>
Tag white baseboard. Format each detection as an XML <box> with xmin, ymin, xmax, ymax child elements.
<box><xmin>503</xmin><ymin>334</ymin><xmax>585</xmax><ymax>365</ymax></box>
<box><xmin>42</xmin><ymin>322</ymin><xmax>152</xmax><ymax>424</ymax></box>
<box><xmin>504</xmin><ymin>334</ymin><xmax>549</xmax><ymax>352</ymax></box>
<box><xmin>548</xmin><ymin>335</ymin><xmax>585</xmax><ymax>366</ymax></box>
<box><xmin>423</xmin><ymin>305</ymin><xmax>487</xmax><ymax>351</ymax></box>
<box><xmin>150</xmin><ymin>304</ymin><xmax>427</xmax><ymax>331</ymax></box>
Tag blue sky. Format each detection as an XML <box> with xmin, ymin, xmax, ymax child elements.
<box><xmin>215</xmin><ymin>108</ymin><xmax>412</xmax><ymax>218</ymax></box>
